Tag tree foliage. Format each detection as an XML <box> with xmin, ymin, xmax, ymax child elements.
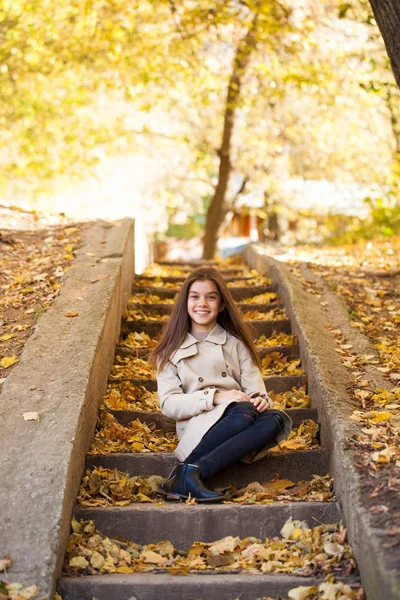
<box><xmin>0</xmin><ymin>0</ymin><xmax>399</xmax><ymax>255</ymax></box>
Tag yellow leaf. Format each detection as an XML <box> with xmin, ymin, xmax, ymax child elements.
<box><xmin>131</xmin><ymin>442</ymin><xmax>145</xmax><ymax>451</ymax></box>
<box><xmin>71</xmin><ymin>516</ymin><xmax>82</xmax><ymax>533</ymax></box>
<box><xmin>90</xmin><ymin>551</ymin><xmax>105</xmax><ymax>570</ymax></box>
<box><xmin>0</xmin><ymin>334</ymin><xmax>14</xmax><ymax>341</ymax></box>
<box><xmin>69</xmin><ymin>556</ymin><xmax>89</xmax><ymax>568</ymax></box>
<box><xmin>116</xmin><ymin>565</ymin><xmax>134</xmax><ymax>573</ymax></box>
<box><xmin>208</xmin><ymin>536</ymin><xmax>240</xmax><ymax>556</ymax></box>
<box><xmin>1</xmin><ymin>355</ymin><xmax>19</xmax><ymax>368</ymax></box>
<box><xmin>65</xmin><ymin>311</ymin><xmax>79</xmax><ymax>318</ymax></box>
<box><xmin>63</xmin><ymin>253</ymin><xmax>74</xmax><ymax>259</ymax></box>
<box><xmin>262</xmin><ymin>478</ymin><xmax>295</xmax><ymax>495</ymax></box>
<box><xmin>371</xmin><ymin>447</ymin><xmax>395</xmax><ymax>464</ymax></box>
<box><xmin>291</xmin><ymin>528</ymin><xmax>303</xmax><ymax>540</ymax></box>
<box><xmin>288</xmin><ymin>586</ymin><xmax>318</xmax><ymax>600</ymax></box>
<box><xmin>140</xmin><ymin>550</ymin><xmax>167</xmax><ymax>565</ymax></box>
<box><xmin>371</xmin><ymin>412</ymin><xmax>393</xmax><ymax>423</ymax></box>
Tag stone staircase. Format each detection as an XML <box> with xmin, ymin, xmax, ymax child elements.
<box><xmin>57</xmin><ymin>260</ymin><xmax>361</xmax><ymax>600</ymax></box>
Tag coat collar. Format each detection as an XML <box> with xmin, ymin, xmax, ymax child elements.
<box><xmin>179</xmin><ymin>323</ymin><xmax>227</xmax><ymax>349</ymax></box>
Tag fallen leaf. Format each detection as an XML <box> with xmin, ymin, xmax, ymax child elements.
<box><xmin>288</xmin><ymin>585</ymin><xmax>318</xmax><ymax>600</ymax></box>
<box><xmin>90</xmin><ymin>551</ymin><xmax>105</xmax><ymax>570</ymax></box>
<box><xmin>69</xmin><ymin>556</ymin><xmax>89</xmax><ymax>568</ymax></box>
<box><xmin>0</xmin><ymin>355</ymin><xmax>19</xmax><ymax>368</ymax></box>
<box><xmin>65</xmin><ymin>311</ymin><xmax>79</xmax><ymax>318</ymax></box>
<box><xmin>116</xmin><ymin>565</ymin><xmax>134</xmax><ymax>573</ymax></box>
<box><xmin>0</xmin><ymin>555</ymin><xmax>12</xmax><ymax>571</ymax></box>
<box><xmin>91</xmin><ymin>274</ymin><xmax>110</xmax><ymax>284</ymax></box>
<box><xmin>323</xmin><ymin>541</ymin><xmax>344</xmax><ymax>555</ymax></box>
<box><xmin>0</xmin><ymin>333</ymin><xmax>15</xmax><ymax>341</ymax></box>
<box><xmin>140</xmin><ymin>550</ymin><xmax>167</xmax><ymax>565</ymax></box>
<box><xmin>208</xmin><ymin>536</ymin><xmax>240</xmax><ymax>556</ymax></box>
<box><xmin>22</xmin><ymin>412</ymin><xmax>40</xmax><ymax>422</ymax></box>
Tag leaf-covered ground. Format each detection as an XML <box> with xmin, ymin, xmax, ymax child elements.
<box><xmin>286</xmin><ymin>238</ymin><xmax>400</xmax><ymax>380</ymax></box>
<box><xmin>88</xmin><ymin>412</ymin><xmax>318</xmax><ymax>455</ymax></box>
<box><xmin>266</xmin><ymin>238</ymin><xmax>400</xmax><ymax>569</ymax></box>
<box><xmin>77</xmin><ymin>467</ymin><xmax>334</xmax><ymax>506</ymax></box>
<box><xmin>0</xmin><ymin>210</ymin><xmax>86</xmax><ymax>387</ymax></box>
<box><xmin>101</xmin><ymin>382</ymin><xmax>310</xmax><ymax>412</ymax></box>
<box><xmin>256</xmin><ymin>332</ymin><xmax>298</xmax><ymax>347</ymax></box>
<box><xmin>239</xmin><ymin>291</ymin><xmax>278</xmax><ymax>304</ymax></box>
<box><xmin>125</xmin><ymin>309</ymin><xmax>169</xmax><ymax>322</ymax></box>
<box><xmin>88</xmin><ymin>412</ymin><xmax>177</xmax><ymax>455</ymax></box>
<box><xmin>266</xmin><ymin>578</ymin><xmax>364</xmax><ymax>600</ymax></box>
<box><xmin>129</xmin><ymin>293</ymin><xmax>175</xmax><ymax>304</ymax></box>
<box><xmin>119</xmin><ymin>331</ymin><xmax>158</xmax><ymax>349</ymax></box>
<box><xmin>110</xmin><ymin>356</ymin><xmax>155</xmax><ymax>380</ymax></box>
<box><xmin>63</xmin><ymin>517</ymin><xmax>356</xmax><ymax>578</ymax></box>
<box><xmin>243</xmin><ymin>307</ymin><xmax>287</xmax><ymax>321</ymax></box>
<box><xmin>0</xmin><ymin>553</ymin><xmax>40</xmax><ymax>599</ymax></box>
<box><xmin>261</xmin><ymin>353</ymin><xmax>304</xmax><ymax>376</ymax></box>
<box><xmin>101</xmin><ymin>382</ymin><xmax>159</xmax><ymax>411</ymax></box>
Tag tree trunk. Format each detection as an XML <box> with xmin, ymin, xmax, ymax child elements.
<box><xmin>369</xmin><ymin>1</ymin><xmax>400</xmax><ymax>87</ymax></box>
<box><xmin>202</xmin><ymin>14</ymin><xmax>259</xmax><ymax>259</ymax></box>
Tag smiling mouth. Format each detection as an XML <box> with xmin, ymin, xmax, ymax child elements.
<box><xmin>195</xmin><ymin>311</ymin><xmax>210</xmax><ymax>316</ymax></box>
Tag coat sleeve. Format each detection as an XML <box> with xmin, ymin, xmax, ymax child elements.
<box><xmin>157</xmin><ymin>360</ymin><xmax>217</xmax><ymax>421</ymax></box>
<box><xmin>237</xmin><ymin>341</ymin><xmax>272</xmax><ymax>406</ymax></box>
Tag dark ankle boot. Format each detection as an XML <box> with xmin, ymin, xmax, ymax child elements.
<box><xmin>160</xmin><ymin>463</ymin><xmax>225</xmax><ymax>503</ymax></box>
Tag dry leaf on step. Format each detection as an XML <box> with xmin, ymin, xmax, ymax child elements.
<box><xmin>22</xmin><ymin>412</ymin><xmax>40</xmax><ymax>421</ymax></box>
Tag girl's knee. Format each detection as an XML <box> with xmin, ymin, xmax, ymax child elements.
<box><xmin>262</xmin><ymin>410</ymin><xmax>285</xmax><ymax>431</ymax></box>
<box><xmin>230</xmin><ymin>402</ymin><xmax>258</xmax><ymax>421</ymax></box>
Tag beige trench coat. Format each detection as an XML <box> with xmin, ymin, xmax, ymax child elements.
<box><xmin>157</xmin><ymin>323</ymin><xmax>292</xmax><ymax>462</ymax></box>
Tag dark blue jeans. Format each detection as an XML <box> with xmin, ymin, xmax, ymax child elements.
<box><xmin>184</xmin><ymin>402</ymin><xmax>285</xmax><ymax>480</ymax></box>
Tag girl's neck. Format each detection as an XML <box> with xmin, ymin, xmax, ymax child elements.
<box><xmin>190</xmin><ymin>330</ymin><xmax>209</xmax><ymax>341</ymax></box>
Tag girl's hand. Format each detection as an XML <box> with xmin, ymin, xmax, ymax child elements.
<box><xmin>213</xmin><ymin>390</ymin><xmax>250</xmax><ymax>405</ymax></box>
<box><xmin>249</xmin><ymin>395</ymin><xmax>270</xmax><ymax>413</ymax></box>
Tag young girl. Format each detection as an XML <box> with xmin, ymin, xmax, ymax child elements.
<box><xmin>150</xmin><ymin>267</ymin><xmax>292</xmax><ymax>502</ymax></box>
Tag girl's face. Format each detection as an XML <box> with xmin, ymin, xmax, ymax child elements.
<box><xmin>187</xmin><ymin>279</ymin><xmax>224</xmax><ymax>332</ymax></box>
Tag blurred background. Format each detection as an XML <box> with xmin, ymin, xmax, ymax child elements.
<box><xmin>1</xmin><ymin>0</ymin><xmax>399</xmax><ymax>261</ymax></box>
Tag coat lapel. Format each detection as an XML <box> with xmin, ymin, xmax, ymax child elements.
<box><xmin>170</xmin><ymin>333</ymin><xmax>198</xmax><ymax>365</ymax></box>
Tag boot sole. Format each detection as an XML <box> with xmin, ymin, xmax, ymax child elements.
<box><xmin>159</xmin><ymin>488</ymin><xmax>225</xmax><ymax>503</ymax></box>
<box><xmin>167</xmin><ymin>493</ymin><xmax>225</xmax><ymax>503</ymax></box>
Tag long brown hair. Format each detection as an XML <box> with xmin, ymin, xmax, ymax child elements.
<box><xmin>149</xmin><ymin>267</ymin><xmax>260</xmax><ymax>371</ymax></box>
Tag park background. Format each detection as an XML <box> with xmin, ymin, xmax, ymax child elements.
<box><xmin>0</xmin><ymin>0</ymin><xmax>399</xmax><ymax>265</ymax></box>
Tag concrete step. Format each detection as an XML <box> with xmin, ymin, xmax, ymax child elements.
<box><xmin>109</xmin><ymin>375</ymin><xmax>306</xmax><ymax>394</ymax></box>
<box><xmin>130</xmin><ymin>285</ymin><xmax>277</xmax><ymax>302</ymax></box>
<box><xmin>86</xmin><ymin>448</ymin><xmax>329</xmax><ymax>486</ymax></box>
<box><xmin>58</xmin><ymin>573</ymin><xmax>360</xmax><ymax>600</ymax></box>
<box><xmin>135</xmin><ymin>274</ymin><xmax>272</xmax><ymax>284</ymax></box>
<box><xmin>123</xmin><ymin>319</ymin><xmax>292</xmax><ymax>339</ymax></box>
<box><xmin>127</xmin><ymin>300</ymin><xmax>282</xmax><ymax>315</ymax></box>
<box><xmin>109</xmin><ymin>408</ymin><xmax>317</xmax><ymax>430</ymax></box>
<box><xmin>116</xmin><ymin>344</ymin><xmax>300</xmax><ymax>360</ymax></box>
<box><xmin>74</xmin><ymin>502</ymin><xmax>341</xmax><ymax>548</ymax></box>
<box><xmin>156</xmin><ymin>260</ymin><xmax>219</xmax><ymax>267</ymax></box>
<box><xmin>131</xmin><ymin>286</ymin><xmax>178</xmax><ymax>299</ymax></box>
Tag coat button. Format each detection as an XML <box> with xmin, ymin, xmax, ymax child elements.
<box><xmin>204</xmin><ymin>390</ymin><xmax>209</xmax><ymax>395</ymax></box>
<box><xmin>198</xmin><ymin>376</ymin><xmax>204</xmax><ymax>382</ymax></box>
<box><xmin>222</xmin><ymin>372</ymin><xmax>227</xmax><ymax>377</ymax></box>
